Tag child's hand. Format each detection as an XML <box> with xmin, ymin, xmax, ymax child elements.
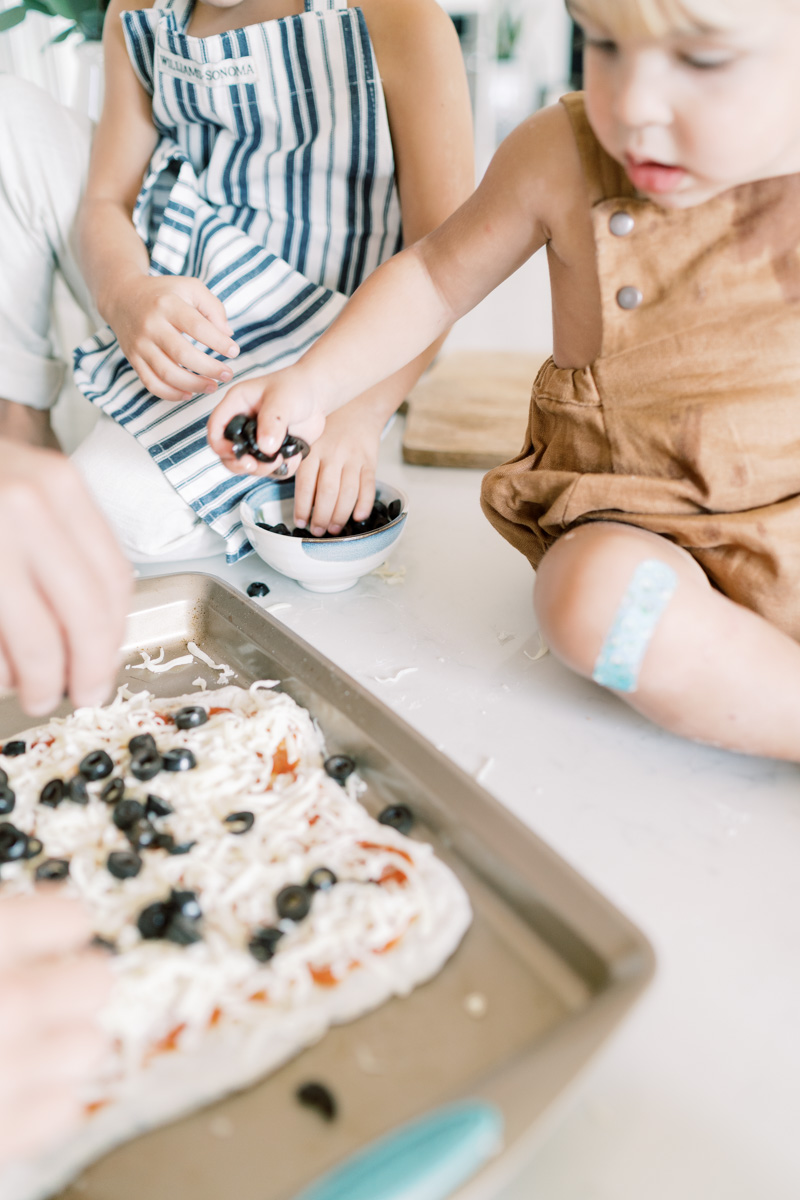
<box><xmin>0</xmin><ymin>894</ymin><xmax>112</xmax><ymax>1168</ymax></box>
<box><xmin>107</xmin><ymin>275</ymin><xmax>240</xmax><ymax>403</ymax></box>
<box><xmin>208</xmin><ymin>365</ymin><xmax>326</xmax><ymax>476</ymax></box>
<box><xmin>293</xmin><ymin>402</ymin><xmax>384</xmax><ymax>536</ymax></box>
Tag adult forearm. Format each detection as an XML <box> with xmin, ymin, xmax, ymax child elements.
<box><xmin>78</xmin><ymin>198</ymin><xmax>150</xmax><ymax>324</ymax></box>
<box><xmin>0</xmin><ymin>400</ymin><xmax>60</xmax><ymax>451</ymax></box>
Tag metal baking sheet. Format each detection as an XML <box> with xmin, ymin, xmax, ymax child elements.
<box><xmin>0</xmin><ymin>573</ymin><xmax>654</xmax><ymax>1200</ymax></box>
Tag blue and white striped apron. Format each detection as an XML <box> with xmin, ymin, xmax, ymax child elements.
<box><xmin>73</xmin><ymin>0</ymin><xmax>401</xmax><ymax>562</ymax></box>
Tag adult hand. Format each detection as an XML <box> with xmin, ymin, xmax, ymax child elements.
<box><xmin>292</xmin><ymin>401</ymin><xmax>384</xmax><ymax>536</ymax></box>
<box><xmin>106</xmin><ymin>275</ymin><xmax>239</xmax><ymax>403</ymax></box>
<box><xmin>207</xmin><ymin>363</ymin><xmax>326</xmax><ymax>477</ymax></box>
<box><xmin>0</xmin><ymin>893</ymin><xmax>111</xmax><ymax>1169</ymax></box>
<box><xmin>0</xmin><ymin>440</ymin><xmax>133</xmax><ymax>716</ymax></box>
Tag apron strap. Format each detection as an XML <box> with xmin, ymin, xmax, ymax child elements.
<box><xmin>304</xmin><ymin>0</ymin><xmax>349</xmax><ymax>11</ymax></box>
<box><xmin>159</xmin><ymin>0</ymin><xmax>194</xmax><ymax>29</ymax></box>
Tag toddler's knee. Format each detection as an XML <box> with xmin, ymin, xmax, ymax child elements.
<box><xmin>534</xmin><ymin>524</ymin><xmax>675</xmax><ymax>678</ymax></box>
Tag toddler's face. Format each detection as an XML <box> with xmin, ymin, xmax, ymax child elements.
<box><xmin>570</xmin><ymin>0</ymin><xmax>800</xmax><ymax>208</ymax></box>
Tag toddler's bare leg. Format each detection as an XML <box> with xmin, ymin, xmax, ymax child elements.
<box><xmin>534</xmin><ymin>521</ymin><xmax>800</xmax><ymax>761</ymax></box>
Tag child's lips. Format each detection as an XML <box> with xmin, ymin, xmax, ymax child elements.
<box><xmin>624</xmin><ymin>154</ymin><xmax>687</xmax><ymax>194</ymax></box>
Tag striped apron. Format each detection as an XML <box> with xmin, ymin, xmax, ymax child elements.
<box><xmin>73</xmin><ymin>0</ymin><xmax>402</xmax><ymax>562</ymax></box>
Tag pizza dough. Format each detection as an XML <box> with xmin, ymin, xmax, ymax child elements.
<box><xmin>0</xmin><ymin>682</ymin><xmax>471</xmax><ymax>1200</ymax></box>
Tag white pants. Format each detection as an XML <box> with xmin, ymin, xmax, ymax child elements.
<box><xmin>0</xmin><ymin>75</ymin><xmax>225</xmax><ymax>561</ymax></box>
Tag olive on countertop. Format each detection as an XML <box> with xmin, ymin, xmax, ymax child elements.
<box><xmin>296</xmin><ymin>1081</ymin><xmax>337</xmax><ymax>1121</ymax></box>
<box><xmin>246</xmin><ymin>581</ymin><xmax>270</xmax><ymax>598</ymax></box>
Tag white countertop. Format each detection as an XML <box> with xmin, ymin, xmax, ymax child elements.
<box><xmin>137</xmin><ymin>408</ymin><xmax>800</xmax><ymax>1200</ymax></box>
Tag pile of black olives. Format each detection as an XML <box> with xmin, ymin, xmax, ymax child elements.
<box><xmin>223</xmin><ymin>415</ymin><xmax>309</xmax><ymax>465</ymax></box>
<box><xmin>257</xmin><ymin>496</ymin><xmax>402</xmax><ymax>541</ymax></box>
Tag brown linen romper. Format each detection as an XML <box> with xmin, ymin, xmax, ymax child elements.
<box><xmin>481</xmin><ymin>93</ymin><xmax>800</xmax><ymax>642</ymax></box>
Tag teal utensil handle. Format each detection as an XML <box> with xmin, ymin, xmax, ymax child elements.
<box><xmin>293</xmin><ymin>1100</ymin><xmax>504</xmax><ymax>1200</ymax></box>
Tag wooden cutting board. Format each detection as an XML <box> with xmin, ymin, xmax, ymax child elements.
<box><xmin>402</xmin><ymin>350</ymin><xmax>547</xmax><ymax>469</ymax></box>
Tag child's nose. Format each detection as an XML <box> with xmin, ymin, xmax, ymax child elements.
<box><xmin>612</xmin><ymin>53</ymin><xmax>673</xmax><ymax>133</ymax></box>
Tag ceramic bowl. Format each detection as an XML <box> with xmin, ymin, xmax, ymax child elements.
<box><xmin>240</xmin><ymin>478</ymin><xmax>408</xmax><ymax>593</ymax></box>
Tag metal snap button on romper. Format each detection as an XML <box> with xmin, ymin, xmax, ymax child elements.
<box><xmin>616</xmin><ymin>286</ymin><xmax>643</xmax><ymax>310</ymax></box>
<box><xmin>609</xmin><ymin>211</ymin><xmax>635</xmax><ymax>236</ymax></box>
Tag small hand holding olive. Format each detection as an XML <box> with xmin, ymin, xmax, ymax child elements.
<box><xmin>208</xmin><ymin>366</ymin><xmax>326</xmax><ymax>478</ymax></box>
<box><xmin>0</xmin><ymin>894</ymin><xmax>112</xmax><ymax>1169</ymax></box>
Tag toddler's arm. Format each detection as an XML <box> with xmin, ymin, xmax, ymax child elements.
<box><xmin>78</xmin><ymin>0</ymin><xmax>238</xmax><ymax>403</ymax></box>
<box><xmin>209</xmin><ymin>105</ymin><xmax>562</xmax><ymax>468</ymax></box>
<box><xmin>292</xmin><ymin>0</ymin><xmax>474</xmax><ymax>534</ymax></box>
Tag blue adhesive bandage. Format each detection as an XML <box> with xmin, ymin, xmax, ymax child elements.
<box><xmin>591</xmin><ymin>558</ymin><xmax>678</xmax><ymax>693</ymax></box>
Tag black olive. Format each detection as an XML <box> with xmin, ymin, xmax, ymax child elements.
<box><xmin>291</xmin><ymin>527</ymin><xmax>307</xmax><ymax>538</ymax></box>
<box><xmin>0</xmin><ymin>822</ymin><xmax>29</xmax><ymax>862</ymax></box>
<box><xmin>168</xmin><ymin>840</ymin><xmax>196</xmax><ymax>856</ymax></box>
<box><xmin>145</xmin><ymin>794</ymin><xmax>173</xmax><ymax>819</ymax></box>
<box><xmin>387</xmin><ymin>498</ymin><xmax>402</xmax><ymax>521</ymax></box>
<box><xmin>224</xmin><ymin>811</ymin><xmax>254</xmax><ymax>834</ymax></box>
<box><xmin>100</xmin><ymin>777</ymin><xmax>125</xmax><ymax>805</ymax></box>
<box><xmin>35</xmin><ymin>858</ymin><xmax>69</xmax><ymax>882</ymax></box>
<box><xmin>248</xmin><ymin>926</ymin><xmax>284</xmax><ymax>962</ymax></box>
<box><xmin>126</xmin><ymin>818</ymin><xmax>160</xmax><ymax>850</ymax></box>
<box><xmin>130</xmin><ymin>749</ymin><xmax>163</xmax><ymax>781</ymax></box>
<box><xmin>154</xmin><ymin>831</ymin><xmax>176</xmax><ymax>853</ymax></box>
<box><xmin>276</xmin><ymin>884</ymin><xmax>311</xmax><ymax>922</ymax></box>
<box><xmin>224</xmin><ymin>413</ymin><xmax>248</xmax><ymax>441</ymax></box>
<box><xmin>0</xmin><ymin>785</ymin><xmax>15</xmax><ymax>815</ymax></box>
<box><xmin>0</xmin><ymin>768</ymin><xmax>7</xmax><ymax>787</ymax></box>
<box><xmin>112</xmin><ymin>799</ymin><xmax>146</xmax><ymax>830</ymax></box>
<box><xmin>232</xmin><ymin>438</ymin><xmax>250</xmax><ymax>459</ymax></box>
<box><xmin>68</xmin><ymin>776</ymin><xmax>89</xmax><ymax>805</ymax></box>
<box><xmin>23</xmin><ymin>837</ymin><xmax>43</xmax><ymax>859</ymax></box>
<box><xmin>165</xmin><ymin>913</ymin><xmax>203</xmax><ymax>945</ymax></box>
<box><xmin>296</xmin><ymin>1081</ymin><xmax>337</xmax><ymax>1122</ymax></box>
<box><xmin>273</xmin><ymin>522</ymin><xmax>291</xmax><ymax>536</ymax></box>
<box><xmin>162</xmin><ymin>748</ymin><xmax>196</xmax><ymax>772</ymax></box>
<box><xmin>2</xmin><ymin>741</ymin><xmax>26</xmax><ymax>758</ymax></box>
<box><xmin>174</xmin><ymin>706</ymin><xmax>208</xmax><ymax>730</ymax></box>
<box><xmin>307</xmin><ymin>867</ymin><xmax>337</xmax><ymax>892</ymax></box>
<box><xmin>280</xmin><ymin>435</ymin><xmax>303</xmax><ymax>458</ymax></box>
<box><xmin>137</xmin><ymin>901</ymin><xmax>172</xmax><ymax>940</ymax></box>
<box><xmin>107</xmin><ymin>850</ymin><xmax>142</xmax><ymax>879</ymax></box>
<box><xmin>128</xmin><ymin>733</ymin><xmax>156</xmax><ymax>756</ymax></box>
<box><xmin>39</xmin><ymin>779</ymin><xmax>65</xmax><ymax>808</ymax></box>
<box><xmin>79</xmin><ymin>750</ymin><xmax>114</xmax><ymax>781</ymax></box>
<box><xmin>377</xmin><ymin>803</ymin><xmax>414</xmax><ymax>835</ymax></box>
<box><xmin>323</xmin><ymin>755</ymin><xmax>356</xmax><ymax>785</ymax></box>
<box><xmin>170</xmin><ymin>889</ymin><xmax>202</xmax><ymax>920</ymax></box>
<box><xmin>246</xmin><ymin>581</ymin><xmax>270</xmax><ymax>598</ymax></box>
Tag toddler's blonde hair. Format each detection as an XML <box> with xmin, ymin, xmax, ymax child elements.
<box><xmin>571</xmin><ymin>0</ymin><xmax>769</xmax><ymax>36</ymax></box>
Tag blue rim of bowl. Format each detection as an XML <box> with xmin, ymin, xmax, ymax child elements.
<box><xmin>242</xmin><ymin>478</ymin><xmax>408</xmax><ymax>543</ymax></box>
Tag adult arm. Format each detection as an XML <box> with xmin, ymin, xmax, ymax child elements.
<box><xmin>0</xmin><ymin>439</ymin><xmax>132</xmax><ymax>715</ymax></box>
<box><xmin>0</xmin><ymin>894</ymin><xmax>111</xmax><ymax>1167</ymax></box>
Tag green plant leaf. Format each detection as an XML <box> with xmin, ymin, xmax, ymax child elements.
<box><xmin>46</xmin><ymin>20</ymin><xmax>77</xmax><ymax>42</ymax></box>
<box><xmin>25</xmin><ymin>0</ymin><xmax>54</xmax><ymax>12</ymax></box>
<box><xmin>0</xmin><ymin>6</ymin><xmax>28</xmax><ymax>30</ymax></box>
<box><xmin>43</xmin><ymin>0</ymin><xmax>82</xmax><ymax>19</ymax></box>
